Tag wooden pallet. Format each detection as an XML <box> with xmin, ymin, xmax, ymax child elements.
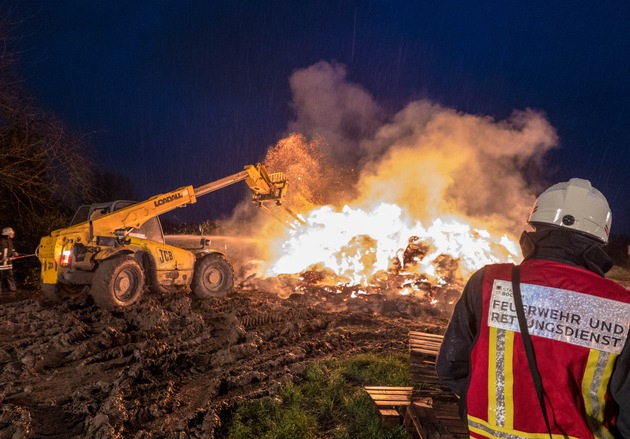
<box><xmin>363</xmin><ymin>386</ymin><xmax>413</xmax><ymax>428</ymax></box>
<box><xmin>404</xmin><ymin>397</ymin><xmax>450</xmax><ymax>439</ymax></box>
<box><xmin>363</xmin><ymin>332</ymin><xmax>468</xmax><ymax>436</ymax></box>
<box><xmin>407</xmin><ymin>331</ymin><xmax>469</xmax><ymax>438</ymax></box>
<box><xmin>409</xmin><ymin>331</ymin><xmax>445</xmax><ymax>388</ymax></box>
<box><xmin>409</xmin><ymin>331</ymin><xmax>444</xmax><ymax>357</ymax></box>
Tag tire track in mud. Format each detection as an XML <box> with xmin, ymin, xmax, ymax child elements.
<box><xmin>0</xmin><ymin>289</ymin><xmax>449</xmax><ymax>438</ymax></box>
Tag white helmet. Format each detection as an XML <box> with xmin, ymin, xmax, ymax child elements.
<box><xmin>2</xmin><ymin>227</ymin><xmax>14</xmax><ymax>236</ymax></box>
<box><xmin>528</xmin><ymin>178</ymin><xmax>611</xmax><ymax>243</ymax></box>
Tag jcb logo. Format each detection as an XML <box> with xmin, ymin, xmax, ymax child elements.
<box><xmin>158</xmin><ymin>249</ymin><xmax>174</xmax><ymax>264</ymax></box>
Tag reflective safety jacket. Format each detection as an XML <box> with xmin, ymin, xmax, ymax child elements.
<box><xmin>467</xmin><ymin>260</ymin><xmax>630</xmax><ymax>438</ymax></box>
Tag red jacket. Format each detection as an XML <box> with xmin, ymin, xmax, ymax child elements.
<box><xmin>466</xmin><ymin>260</ymin><xmax>630</xmax><ymax>438</ymax></box>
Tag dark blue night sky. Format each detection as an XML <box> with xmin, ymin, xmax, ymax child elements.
<box><xmin>9</xmin><ymin>1</ymin><xmax>630</xmax><ymax>235</ymax></box>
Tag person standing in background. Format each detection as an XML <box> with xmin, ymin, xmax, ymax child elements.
<box><xmin>0</xmin><ymin>227</ymin><xmax>19</xmax><ymax>293</ymax></box>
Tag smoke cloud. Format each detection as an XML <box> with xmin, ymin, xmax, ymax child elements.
<box><xmin>283</xmin><ymin>61</ymin><xmax>559</xmax><ymax>237</ymax></box>
<box><xmin>287</xmin><ymin>61</ymin><xmax>385</xmax><ymax>166</ymax></box>
<box><xmin>224</xmin><ymin>60</ymin><xmax>559</xmax><ymax>286</ymax></box>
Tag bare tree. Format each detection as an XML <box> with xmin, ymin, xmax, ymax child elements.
<box><xmin>0</xmin><ymin>12</ymin><xmax>96</xmax><ymax>253</ymax></box>
<box><xmin>90</xmin><ymin>170</ymin><xmax>137</xmax><ymax>202</ymax></box>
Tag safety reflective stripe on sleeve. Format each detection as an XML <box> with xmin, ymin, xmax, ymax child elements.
<box><xmin>582</xmin><ymin>349</ymin><xmax>616</xmax><ymax>439</ymax></box>
<box><xmin>468</xmin><ymin>415</ymin><xmax>580</xmax><ymax>439</ymax></box>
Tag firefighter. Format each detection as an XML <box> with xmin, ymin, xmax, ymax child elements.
<box><xmin>436</xmin><ymin>178</ymin><xmax>630</xmax><ymax>438</ymax></box>
<box><xmin>0</xmin><ymin>227</ymin><xmax>18</xmax><ymax>293</ymax></box>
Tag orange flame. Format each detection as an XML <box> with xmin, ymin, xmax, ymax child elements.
<box><xmin>233</xmin><ymin>132</ymin><xmax>526</xmax><ymax>299</ymax></box>
<box><xmin>265</xmin><ymin>202</ymin><xmax>520</xmax><ymax>288</ymax></box>
<box><xmin>228</xmin><ymin>90</ymin><xmax>558</xmax><ymax>300</ymax></box>
<box><xmin>231</xmin><ymin>64</ymin><xmax>559</xmax><ymax>299</ymax></box>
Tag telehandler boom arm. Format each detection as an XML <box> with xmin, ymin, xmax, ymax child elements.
<box><xmin>62</xmin><ymin>163</ymin><xmax>291</xmax><ymax>241</ymax></box>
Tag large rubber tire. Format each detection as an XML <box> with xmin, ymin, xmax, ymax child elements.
<box><xmin>192</xmin><ymin>253</ymin><xmax>234</xmax><ymax>299</ymax></box>
<box><xmin>90</xmin><ymin>256</ymin><xmax>145</xmax><ymax>310</ymax></box>
<box><xmin>41</xmin><ymin>283</ymin><xmax>88</xmax><ymax>302</ymax></box>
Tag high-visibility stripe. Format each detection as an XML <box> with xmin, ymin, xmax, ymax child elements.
<box><xmin>495</xmin><ymin>329</ymin><xmax>507</xmax><ymax>427</ymax></box>
<box><xmin>582</xmin><ymin>349</ymin><xmax>616</xmax><ymax>438</ymax></box>
<box><xmin>488</xmin><ymin>326</ymin><xmax>498</xmax><ymax>425</ymax></box>
<box><xmin>470</xmin><ymin>262</ymin><xmax>629</xmax><ymax>438</ymax></box>
<box><xmin>582</xmin><ymin>350</ymin><xmax>598</xmax><ymax>422</ymax></box>
<box><xmin>488</xmin><ymin>328</ymin><xmax>514</xmax><ymax>429</ymax></box>
<box><xmin>468</xmin><ymin>415</ymin><xmax>580</xmax><ymax>439</ymax></box>
<box><xmin>504</xmin><ymin>330</ymin><xmax>515</xmax><ymax>430</ymax></box>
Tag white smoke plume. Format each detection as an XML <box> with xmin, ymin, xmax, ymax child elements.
<box><xmin>284</xmin><ymin>61</ymin><xmax>559</xmax><ymax>237</ymax></box>
<box><xmin>222</xmin><ymin>60</ymin><xmax>559</xmax><ymax>287</ymax></box>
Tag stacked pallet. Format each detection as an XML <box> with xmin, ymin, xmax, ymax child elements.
<box><xmin>408</xmin><ymin>331</ymin><xmax>444</xmax><ymax>387</ymax></box>
<box><xmin>363</xmin><ymin>386</ymin><xmax>413</xmax><ymax>428</ymax></box>
<box><xmin>363</xmin><ymin>330</ymin><xmax>468</xmax><ymax>437</ymax></box>
<box><xmin>407</xmin><ymin>330</ymin><xmax>468</xmax><ymax>438</ymax></box>
<box><xmin>404</xmin><ymin>397</ymin><xmax>451</xmax><ymax>439</ymax></box>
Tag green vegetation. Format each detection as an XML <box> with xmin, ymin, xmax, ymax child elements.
<box><xmin>226</xmin><ymin>353</ymin><xmax>411</xmax><ymax>439</ymax></box>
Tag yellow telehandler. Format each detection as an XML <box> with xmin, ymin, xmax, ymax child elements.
<box><xmin>36</xmin><ymin>163</ymin><xmax>293</xmax><ymax>309</ymax></box>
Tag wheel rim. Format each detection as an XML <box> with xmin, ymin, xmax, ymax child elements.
<box><xmin>204</xmin><ymin>266</ymin><xmax>223</xmax><ymax>291</ymax></box>
<box><xmin>114</xmin><ymin>268</ymin><xmax>139</xmax><ymax>302</ymax></box>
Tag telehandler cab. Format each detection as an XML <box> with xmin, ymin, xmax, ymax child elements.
<box><xmin>36</xmin><ymin>163</ymin><xmax>293</xmax><ymax>310</ymax></box>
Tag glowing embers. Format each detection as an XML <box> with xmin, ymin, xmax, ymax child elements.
<box><xmin>265</xmin><ymin>202</ymin><xmax>520</xmax><ymax>301</ymax></box>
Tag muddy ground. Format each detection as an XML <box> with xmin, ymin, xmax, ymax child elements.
<box><xmin>0</xmin><ymin>277</ymin><xmax>451</xmax><ymax>439</ymax></box>
<box><xmin>2</xmin><ymin>265</ymin><xmax>628</xmax><ymax>439</ymax></box>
